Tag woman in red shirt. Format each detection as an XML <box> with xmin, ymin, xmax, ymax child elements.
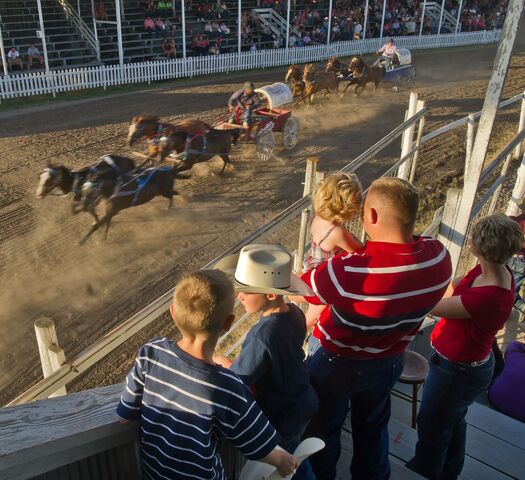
<box><xmin>406</xmin><ymin>213</ymin><xmax>523</xmax><ymax>480</ymax></box>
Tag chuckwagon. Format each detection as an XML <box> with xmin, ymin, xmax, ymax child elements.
<box><xmin>213</xmin><ymin>82</ymin><xmax>300</xmax><ymax>161</ymax></box>
<box><xmin>383</xmin><ymin>48</ymin><xmax>417</xmax><ymax>92</ymax></box>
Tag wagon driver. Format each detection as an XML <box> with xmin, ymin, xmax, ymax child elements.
<box><xmin>375</xmin><ymin>37</ymin><xmax>398</xmax><ymax>71</ymax></box>
<box><xmin>228</xmin><ymin>81</ymin><xmax>261</xmax><ymax>129</ymax></box>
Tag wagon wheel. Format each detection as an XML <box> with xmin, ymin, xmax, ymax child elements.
<box><xmin>391</xmin><ymin>72</ymin><xmax>403</xmax><ymax>92</ymax></box>
<box><xmin>256</xmin><ymin>130</ymin><xmax>275</xmax><ymax>161</ymax></box>
<box><xmin>406</xmin><ymin>66</ymin><xmax>416</xmax><ymax>88</ymax></box>
<box><xmin>282</xmin><ymin>117</ymin><xmax>300</xmax><ymax>150</ymax></box>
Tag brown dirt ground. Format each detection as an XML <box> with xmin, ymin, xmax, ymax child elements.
<box><xmin>1</xmin><ymin>33</ymin><xmax>525</xmax><ymax>404</ymax></box>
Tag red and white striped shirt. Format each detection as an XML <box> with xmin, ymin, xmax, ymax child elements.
<box><xmin>301</xmin><ymin>237</ymin><xmax>452</xmax><ymax>359</ymax></box>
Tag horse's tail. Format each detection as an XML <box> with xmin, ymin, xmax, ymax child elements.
<box><xmin>231</xmin><ymin>128</ymin><xmax>242</xmax><ymax>146</ymax></box>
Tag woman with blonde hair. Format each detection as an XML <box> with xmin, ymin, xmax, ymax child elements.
<box><xmin>407</xmin><ymin>213</ymin><xmax>524</xmax><ymax>479</ymax></box>
<box><xmin>301</xmin><ymin>171</ymin><xmax>364</xmax><ymax>328</ymax></box>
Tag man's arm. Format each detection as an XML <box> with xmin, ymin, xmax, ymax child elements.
<box><xmin>228</xmin><ymin>90</ymin><xmax>241</xmax><ymax>108</ymax></box>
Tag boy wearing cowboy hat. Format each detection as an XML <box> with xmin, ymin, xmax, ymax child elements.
<box><xmin>214</xmin><ymin>244</ymin><xmax>319</xmax><ymax>462</ymax></box>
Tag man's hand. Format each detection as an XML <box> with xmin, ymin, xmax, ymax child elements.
<box><xmin>213</xmin><ymin>354</ymin><xmax>233</xmax><ymax>368</ymax></box>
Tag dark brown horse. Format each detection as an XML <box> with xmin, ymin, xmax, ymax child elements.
<box><xmin>164</xmin><ymin>126</ymin><xmax>241</xmax><ymax>173</ymax></box>
<box><xmin>127</xmin><ymin>116</ymin><xmax>211</xmax><ymax>162</ymax></box>
<box><xmin>285</xmin><ymin>64</ymin><xmax>305</xmax><ymax>98</ymax></box>
<box><xmin>325</xmin><ymin>56</ymin><xmax>351</xmax><ymax>77</ymax></box>
<box><xmin>36</xmin><ymin>155</ymin><xmax>136</xmax><ymax>221</ymax></box>
<box><xmin>296</xmin><ymin>64</ymin><xmax>339</xmax><ymax>106</ymax></box>
<box><xmin>78</xmin><ymin>166</ymin><xmax>189</xmax><ymax>244</ymax></box>
<box><xmin>346</xmin><ymin>56</ymin><xmax>385</xmax><ymax>96</ymax></box>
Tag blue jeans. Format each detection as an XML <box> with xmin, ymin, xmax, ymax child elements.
<box><xmin>406</xmin><ymin>352</ymin><xmax>495</xmax><ymax>480</ymax></box>
<box><xmin>297</xmin><ymin>337</ymin><xmax>404</xmax><ymax>480</ymax></box>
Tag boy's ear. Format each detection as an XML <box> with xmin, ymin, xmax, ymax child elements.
<box><xmin>222</xmin><ymin>314</ymin><xmax>235</xmax><ymax>333</ymax></box>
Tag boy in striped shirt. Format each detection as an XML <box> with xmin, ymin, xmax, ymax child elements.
<box><xmin>117</xmin><ymin>270</ymin><xmax>298</xmax><ymax>480</ymax></box>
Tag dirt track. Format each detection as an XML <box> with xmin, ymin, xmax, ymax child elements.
<box><xmin>1</xmin><ymin>36</ymin><xmax>525</xmax><ymax>404</ymax></box>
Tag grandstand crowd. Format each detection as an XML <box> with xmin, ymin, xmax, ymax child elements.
<box><xmin>116</xmin><ymin>171</ymin><xmax>525</xmax><ymax>480</ymax></box>
<box><xmin>2</xmin><ymin>0</ymin><xmax>508</xmax><ymax>66</ymax></box>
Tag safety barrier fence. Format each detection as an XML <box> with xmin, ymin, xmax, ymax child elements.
<box><xmin>0</xmin><ymin>30</ymin><xmax>500</xmax><ymax>101</ymax></box>
<box><xmin>7</xmin><ymin>86</ymin><xmax>525</xmax><ymax>406</ymax></box>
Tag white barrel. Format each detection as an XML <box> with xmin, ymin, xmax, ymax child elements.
<box><xmin>255</xmin><ymin>82</ymin><xmax>293</xmax><ymax>109</ymax></box>
<box><xmin>396</xmin><ymin>48</ymin><xmax>412</xmax><ymax>66</ymax></box>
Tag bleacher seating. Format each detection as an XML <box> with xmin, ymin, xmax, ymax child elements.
<box><xmin>0</xmin><ymin>0</ymin><xmax>98</xmax><ymax>69</ymax></box>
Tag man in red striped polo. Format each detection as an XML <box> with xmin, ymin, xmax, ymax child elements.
<box><xmin>298</xmin><ymin>177</ymin><xmax>452</xmax><ymax>480</ymax></box>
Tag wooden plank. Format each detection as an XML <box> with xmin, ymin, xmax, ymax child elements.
<box><xmin>339</xmin><ymin>429</ymin><xmax>425</xmax><ymax>480</ymax></box>
<box><xmin>466</xmin><ymin>402</ymin><xmax>525</xmax><ymax>451</ymax></box>
<box><xmin>386</xmin><ymin>418</ymin><xmax>513</xmax><ymax>480</ymax></box>
<box><xmin>391</xmin><ymin>394</ymin><xmax>525</xmax><ymax>478</ymax></box>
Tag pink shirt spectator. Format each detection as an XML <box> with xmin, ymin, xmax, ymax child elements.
<box><xmin>144</xmin><ymin>17</ymin><xmax>155</xmax><ymax>29</ymax></box>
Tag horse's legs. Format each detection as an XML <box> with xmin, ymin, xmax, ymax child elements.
<box><xmin>89</xmin><ymin>207</ymin><xmax>99</xmax><ymax>223</ymax></box>
<box><xmin>79</xmin><ymin>215</ymin><xmax>108</xmax><ymax>245</ymax></box>
<box><xmin>220</xmin><ymin>155</ymin><xmax>229</xmax><ymax>173</ymax></box>
<box><xmin>103</xmin><ymin>215</ymin><xmax>113</xmax><ymax>240</ymax></box>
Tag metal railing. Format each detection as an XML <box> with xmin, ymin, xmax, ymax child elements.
<box><xmin>57</xmin><ymin>0</ymin><xmax>100</xmax><ymax>62</ymax></box>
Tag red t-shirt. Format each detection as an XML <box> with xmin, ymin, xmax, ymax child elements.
<box><xmin>431</xmin><ymin>264</ymin><xmax>514</xmax><ymax>363</ymax></box>
<box><xmin>301</xmin><ymin>237</ymin><xmax>452</xmax><ymax>359</ymax></box>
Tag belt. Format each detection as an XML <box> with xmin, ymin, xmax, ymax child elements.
<box><xmin>433</xmin><ymin>347</ymin><xmax>491</xmax><ymax>368</ymax></box>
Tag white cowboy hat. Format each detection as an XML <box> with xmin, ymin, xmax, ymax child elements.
<box><xmin>213</xmin><ymin>244</ymin><xmax>314</xmax><ymax>296</ymax></box>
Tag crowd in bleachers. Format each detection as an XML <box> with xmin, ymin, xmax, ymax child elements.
<box><xmin>5</xmin><ymin>44</ymin><xmax>44</xmax><ymax>72</ymax></box>
<box><xmin>116</xmin><ymin>166</ymin><xmax>525</xmax><ymax>479</ymax></box>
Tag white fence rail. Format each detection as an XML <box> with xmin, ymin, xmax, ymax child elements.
<box><xmin>0</xmin><ymin>30</ymin><xmax>500</xmax><ymax>100</ymax></box>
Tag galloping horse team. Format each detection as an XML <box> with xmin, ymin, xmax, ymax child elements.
<box><xmin>36</xmin><ymin>54</ymin><xmax>387</xmax><ymax>244</ymax></box>
<box><xmin>286</xmin><ymin>54</ymin><xmax>386</xmax><ymax>104</ymax></box>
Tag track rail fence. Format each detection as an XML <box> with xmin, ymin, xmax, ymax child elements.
<box><xmin>8</xmin><ymin>87</ymin><xmax>525</xmax><ymax>406</ymax></box>
<box><xmin>0</xmin><ymin>30</ymin><xmax>500</xmax><ymax>101</ymax></box>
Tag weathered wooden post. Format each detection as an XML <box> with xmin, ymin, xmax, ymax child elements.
<box><xmin>34</xmin><ymin>318</ymin><xmax>67</xmax><ymax>398</ymax></box>
<box><xmin>506</xmin><ymin>152</ymin><xmax>525</xmax><ymax>216</ymax></box>
<box><xmin>409</xmin><ymin>99</ymin><xmax>426</xmax><ymax>183</ymax></box>
<box><xmin>294</xmin><ymin>157</ymin><xmax>319</xmax><ymax>272</ymax></box>
<box><xmin>437</xmin><ymin>188</ymin><xmax>464</xmax><ymax>274</ymax></box>
<box><xmin>488</xmin><ymin>152</ymin><xmax>514</xmax><ymax>215</ymax></box>
<box><xmin>465</xmin><ymin>113</ymin><xmax>476</xmax><ymax>171</ymax></box>
<box><xmin>514</xmin><ymin>91</ymin><xmax>525</xmax><ymax>160</ymax></box>
<box><xmin>398</xmin><ymin>92</ymin><xmax>419</xmax><ymax>181</ymax></box>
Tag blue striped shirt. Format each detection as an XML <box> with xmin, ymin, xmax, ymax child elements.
<box><xmin>117</xmin><ymin>338</ymin><xmax>279</xmax><ymax>480</ymax></box>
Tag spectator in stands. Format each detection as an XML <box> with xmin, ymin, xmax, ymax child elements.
<box><xmin>209</xmin><ymin>42</ymin><xmax>220</xmax><ymax>55</ymax></box>
<box><xmin>144</xmin><ymin>15</ymin><xmax>156</xmax><ymax>35</ymax></box>
<box><xmin>289</xmin><ymin>33</ymin><xmax>297</xmax><ymax>47</ymax></box>
<box><xmin>294</xmin><ymin>177</ymin><xmax>452</xmax><ymax>480</ymax></box>
<box><xmin>117</xmin><ymin>270</ymin><xmax>299</xmax><ymax>480</ymax></box>
<box><xmin>155</xmin><ymin>16</ymin><xmax>166</xmax><ymax>36</ymax></box>
<box><xmin>161</xmin><ymin>38</ymin><xmax>177</xmax><ymax>58</ymax></box>
<box><xmin>405</xmin><ymin>16</ymin><xmax>416</xmax><ymax>35</ymax></box>
<box><xmin>204</xmin><ymin>21</ymin><xmax>213</xmax><ymax>33</ymax></box>
<box><xmin>94</xmin><ymin>1</ymin><xmax>108</xmax><ymax>21</ymax></box>
<box><xmin>302</xmin><ymin>32</ymin><xmax>312</xmax><ymax>45</ymax></box>
<box><xmin>7</xmin><ymin>47</ymin><xmax>23</xmax><ymax>71</ymax></box>
<box><xmin>488</xmin><ymin>340</ymin><xmax>525</xmax><ymax>422</ymax></box>
<box><xmin>157</xmin><ymin>0</ymin><xmax>168</xmax><ymax>17</ymax></box>
<box><xmin>26</xmin><ymin>44</ymin><xmax>43</xmax><ymax>69</ymax></box>
<box><xmin>219</xmin><ymin>21</ymin><xmax>230</xmax><ymax>35</ymax></box>
<box><xmin>250</xmin><ymin>44</ymin><xmax>257</xmax><ymax>53</ymax></box>
<box><xmin>214</xmin><ymin>245</ymin><xmax>318</xmax><ymax>475</ymax></box>
<box><xmin>406</xmin><ymin>213</ymin><xmax>523</xmax><ymax>480</ymax></box>
<box><xmin>353</xmin><ymin>21</ymin><xmax>363</xmax><ymax>39</ymax></box>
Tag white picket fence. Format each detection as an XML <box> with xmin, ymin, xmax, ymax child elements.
<box><xmin>0</xmin><ymin>30</ymin><xmax>500</xmax><ymax>100</ymax></box>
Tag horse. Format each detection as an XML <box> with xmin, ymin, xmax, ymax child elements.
<box><xmin>285</xmin><ymin>64</ymin><xmax>305</xmax><ymax>98</ymax></box>
<box><xmin>78</xmin><ymin>166</ymin><xmax>189</xmax><ymax>244</ymax></box>
<box><xmin>165</xmin><ymin>126</ymin><xmax>241</xmax><ymax>173</ymax></box>
<box><xmin>296</xmin><ymin>64</ymin><xmax>339</xmax><ymax>106</ymax></box>
<box><xmin>36</xmin><ymin>155</ymin><xmax>136</xmax><ymax>221</ymax></box>
<box><xmin>127</xmin><ymin>115</ymin><xmax>211</xmax><ymax>163</ymax></box>
<box><xmin>325</xmin><ymin>56</ymin><xmax>351</xmax><ymax>77</ymax></box>
<box><xmin>346</xmin><ymin>56</ymin><xmax>385</xmax><ymax>96</ymax></box>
